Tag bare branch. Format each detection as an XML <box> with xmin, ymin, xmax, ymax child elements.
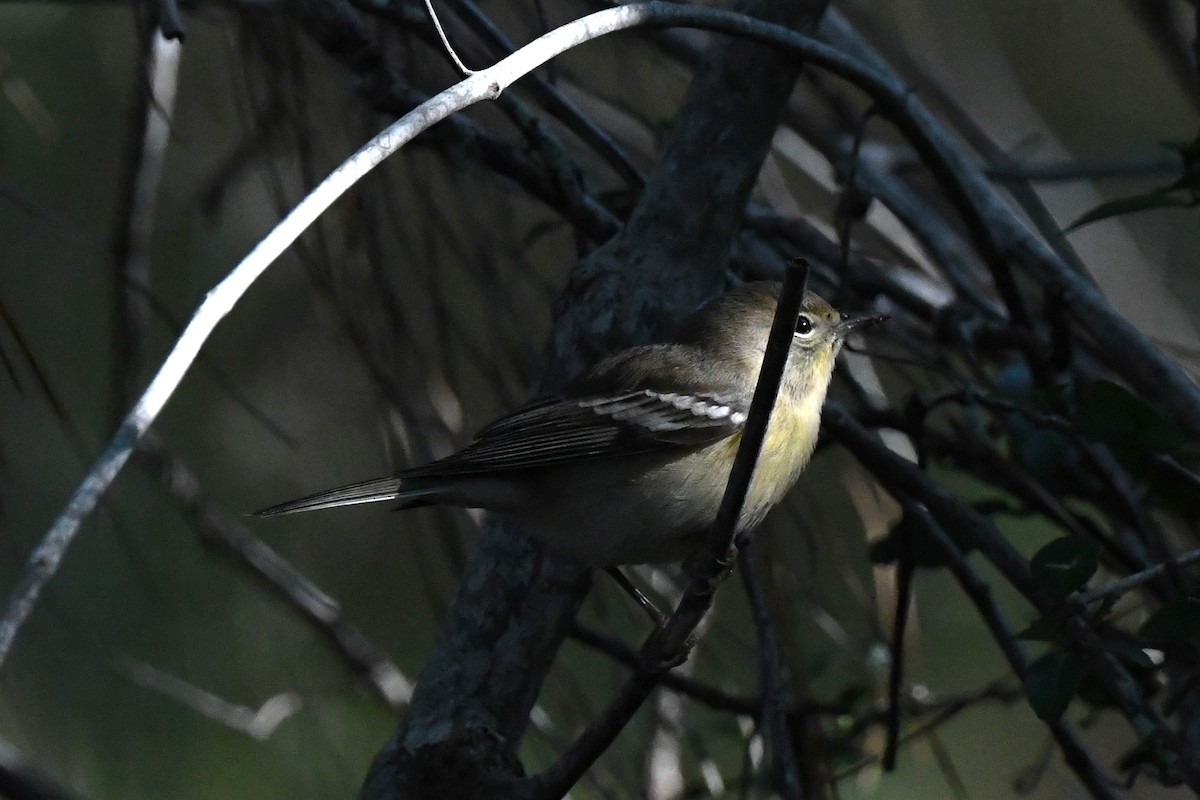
<box><xmin>137</xmin><ymin>434</ymin><xmax>412</xmax><ymax>709</ymax></box>
<box><xmin>422</xmin><ymin>0</ymin><xmax>477</xmax><ymax>75</ymax></box>
<box><xmin>1077</xmin><ymin>546</ymin><xmax>1200</xmax><ymax>607</ymax></box>
<box><xmin>0</xmin><ymin>2</ymin><xmax>713</xmax><ymax>673</ymax></box>
<box><xmin>118</xmin><ymin>658</ymin><xmax>304</xmax><ymax>741</ymax></box>
<box><xmin>882</xmin><ymin>536</ymin><xmax>914</xmax><ymax>771</ymax></box>
<box><xmin>569</xmin><ymin>621</ymin><xmax>759</xmax><ymax>714</ymax></box>
<box><xmin>110</xmin><ymin>25</ymin><xmax>180</xmax><ymax>424</ymax></box>
<box><xmin>739</xmin><ymin>542</ymin><xmax>806</xmax><ymax>796</ymax></box>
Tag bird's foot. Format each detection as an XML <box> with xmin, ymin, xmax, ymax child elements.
<box><xmin>683</xmin><ymin>544</ymin><xmax>740</xmax><ymax>595</ymax></box>
<box><xmin>639</xmin><ymin>628</ymin><xmax>696</xmax><ymax>673</ymax></box>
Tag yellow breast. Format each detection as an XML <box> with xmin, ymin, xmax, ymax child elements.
<box><xmin>716</xmin><ymin>385</ymin><xmax>825</xmax><ymax>532</ymax></box>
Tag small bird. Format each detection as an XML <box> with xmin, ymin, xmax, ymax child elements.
<box><xmin>256</xmin><ymin>282</ymin><xmax>884</xmax><ymax>568</ymax></box>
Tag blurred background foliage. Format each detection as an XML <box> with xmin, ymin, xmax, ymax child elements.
<box><xmin>0</xmin><ymin>0</ymin><xmax>1198</xmax><ymax>798</ymax></box>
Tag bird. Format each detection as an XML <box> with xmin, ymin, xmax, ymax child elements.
<box><xmin>255</xmin><ymin>281</ymin><xmax>885</xmax><ymax>569</ymax></box>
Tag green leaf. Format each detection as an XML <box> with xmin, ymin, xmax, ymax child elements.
<box><xmin>1076</xmin><ymin>651</ymin><xmax>1158</xmax><ymax>710</ymax></box>
<box><xmin>1007</xmin><ymin>416</ymin><xmax>1074</xmax><ymax>484</ymax></box>
<box><xmin>1025</xmin><ymin>650</ymin><xmax>1085</xmax><ymax>722</ymax></box>
<box><xmin>1102</xmin><ymin>640</ymin><xmax>1155</xmax><ymax>669</ymax></box>
<box><xmin>1139</xmin><ymin>597</ymin><xmax>1200</xmax><ymax>642</ymax></box>
<box><xmin>1076</xmin><ymin>380</ymin><xmax>1180</xmax><ymax>453</ymax></box>
<box><xmin>1030</xmin><ymin>536</ymin><xmax>1100</xmax><ymax>599</ymax></box>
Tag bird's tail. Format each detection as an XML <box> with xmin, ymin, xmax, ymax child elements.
<box><xmin>253</xmin><ymin>477</ymin><xmax>439</xmax><ymax>518</ymax></box>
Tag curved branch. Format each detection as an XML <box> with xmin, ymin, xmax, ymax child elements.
<box><xmin>0</xmin><ymin>2</ymin><xmax>701</xmax><ymax>672</ymax></box>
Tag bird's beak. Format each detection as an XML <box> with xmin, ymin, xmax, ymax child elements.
<box><xmin>835</xmin><ymin>311</ymin><xmax>889</xmax><ymax>336</ymax></box>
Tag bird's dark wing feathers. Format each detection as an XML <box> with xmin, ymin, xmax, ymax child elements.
<box><xmin>402</xmin><ymin>390</ymin><xmax>747</xmax><ymax>477</ymax></box>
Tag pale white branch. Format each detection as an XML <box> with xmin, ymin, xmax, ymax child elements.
<box><xmin>119</xmin><ymin>658</ymin><xmax>304</xmax><ymax>741</ymax></box>
<box><xmin>0</xmin><ymin>4</ymin><xmax>668</xmax><ymax>670</ymax></box>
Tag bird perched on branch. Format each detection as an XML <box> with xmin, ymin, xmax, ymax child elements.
<box><xmin>256</xmin><ymin>281</ymin><xmax>884</xmax><ymax>568</ymax></box>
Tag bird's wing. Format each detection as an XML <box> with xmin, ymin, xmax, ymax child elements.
<box><xmin>403</xmin><ymin>389</ymin><xmax>747</xmax><ymax>477</ymax></box>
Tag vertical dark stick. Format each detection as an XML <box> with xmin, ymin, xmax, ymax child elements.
<box><xmin>740</xmin><ymin>545</ymin><xmax>804</xmax><ymax>798</ymax></box>
<box><xmin>705</xmin><ymin>258</ymin><xmax>811</xmax><ymax>565</ymax></box>
<box><xmin>883</xmin><ymin>523</ymin><xmax>914</xmax><ymax>771</ymax></box>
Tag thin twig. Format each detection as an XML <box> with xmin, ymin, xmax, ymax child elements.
<box><xmin>442</xmin><ymin>0</ymin><xmax>645</xmax><ymax>187</ymax></box>
<box><xmin>568</xmin><ymin>621</ymin><xmax>760</xmax><ymax>715</ymax></box>
<box><xmin>137</xmin><ymin>434</ymin><xmax>412</xmax><ymax>709</ymax></box>
<box><xmin>811</xmin><ymin>9</ymin><xmax>1200</xmax><ymax>436</ymax></box>
<box><xmin>983</xmin><ymin>156</ymin><xmax>1181</xmax><ymax>183</ymax></box>
<box><xmin>0</xmin><ymin>296</ymin><xmax>91</xmax><ymax>460</ymax></box>
<box><xmin>835</xmin><ymin>685</ymin><xmax>1016</xmax><ymax>782</ymax></box>
<box><xmin>110</xmin><ymin>23</ymin><xmax>179</xmax><ymax>424</ymax></box>
<box><xmin>866</xmin><ymin>415</ymin><xmax>1199</xmax><ymax>789</ymax></box>
<box><xmin>828</xmin><ymin>407</ymin><xmax>1123</xmax><ymax>799</ymax></box>
<box><xmin>844</xmin><ymin>16</ymin><xmax>1090</xmax><ymax>281</ymax></box>
<box><xmin>898</xmin><ymin>499</ymin><xmax>1122</xmax><ymax>800</ymax></box>
<box><xmin>309</xmin><ymin>1</ymin><xmax>623</xmax><ymax>240</ymax></box>
<box><xmin>739</xmin><ymin>543</ymin><xmax>803</xmax><ymax>798</ymax></box>
<box><xmin>825</xmin><ymin>403</ymin><xmax>1042</xmax><ymax>605</ymax></box>
<box><xmin>118</xmin><ymin>658</ymin><xmax>304</xmax><ymax>740</ymax></box>
<box><xmin>124</xmin><ymin>279</ymin><xmax>297</xmax><ymax>446</ymax></box>
<box><xmin>1077</xmin><ymin>546</ymin><xmax>1200</xmax><ymax>607</ymax></box>
<box><xmin>924</xmin><ymin>731</ymin><xmax>970</xmax><ymax>800</ymax></box>
<box><xmin>573</xmin><ymin>620</ymin><xmax>998</xmax><ymax>730</ymax></box>
<box><xmin>0</xmin><ymin>29</ymin><xmax>185</xmax><ymax>670</ymax></box>
<box><xmin>882</xmin><ymin>529</ymin><xmax>914</xmax><ymax>771</ymax></box>
<box><xmin>423</xmin><ymin>0</ymin><xmax>477</xmax><ymax>75</ymax></box>
<box><xmin>839</xmin><ymin>682</ymin><xmax>1022</xmax><ymax>741</ymax></box>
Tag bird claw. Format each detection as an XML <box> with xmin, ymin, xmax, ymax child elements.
<box><xmin>683</xmin><ymin>544</ymin><xmax>739</xmax><ymax>594</ymax></box>
<box><xmin>639</xmin><ymin>630</ymin><xmax>696</xmax><ymax>673</ymax></box>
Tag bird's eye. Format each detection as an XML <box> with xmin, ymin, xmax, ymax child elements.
<box><xmin>794</xmin><ymin>315</ymin><xmax>814</xmax><ymax>336</ymax></box>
